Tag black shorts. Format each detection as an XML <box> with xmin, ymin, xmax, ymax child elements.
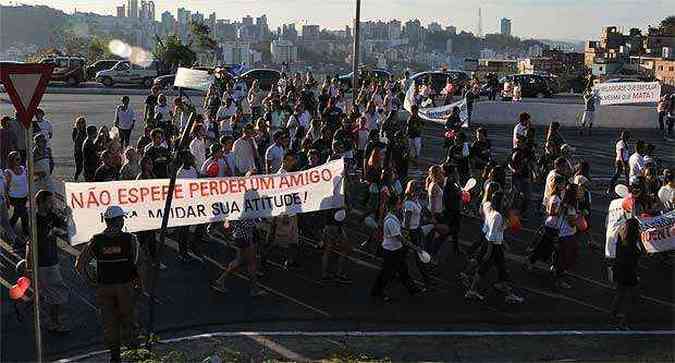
<box><xmin>234</xmin><ymin>236</ymin><xmax>254</xmax><ymax>249</ymax></box>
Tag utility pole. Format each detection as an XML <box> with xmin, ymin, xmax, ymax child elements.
<box><xmin>352</xmin><ymin>0</ymin><xmax>361</xmax><ymax>92</ymax></box>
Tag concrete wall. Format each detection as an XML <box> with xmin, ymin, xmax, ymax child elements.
<box><xmin>472</xmin><ymin>101</ymin><xmax>658</xmax><ymax>129</ymax></box>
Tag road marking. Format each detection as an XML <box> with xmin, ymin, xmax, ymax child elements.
<box><xmin>247</xmin><ymin>334</ymin><xmax>310</xmax><ymax>362</ymax></box>
<box><xmin>162</xmin><ymin>238</ymin><xmax>331</xmax><ymax>319</ymax></box>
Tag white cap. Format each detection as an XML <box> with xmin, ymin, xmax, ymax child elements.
<box><xmin>103</xmin><ymin>206</ymin><xmax>126</xmax><ymax>220</ymax></box>
<box><xmin>334</xmin><ymin>209</ymin><xmax>346</xmax><ymax>222</ymax></box>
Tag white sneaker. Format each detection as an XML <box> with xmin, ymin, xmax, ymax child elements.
<box><xmin>505</xmin><ymin>293</ymin><xmax>524</xmax><ymax>303</ymax></box>
<box><xmin>464</xmin><ymin>290</ymin><xmax>484</xmax><ymax>301</ymax></box>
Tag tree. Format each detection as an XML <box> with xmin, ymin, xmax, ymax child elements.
<box><xmin>152</xmin><ymin>34</ymin><xmax>196</xmax><ymax>74</ymax></box>
<box><xmin>660</xmin><ymin>16</ymin><xmax>675</xmax><ymax>35</ymax></box>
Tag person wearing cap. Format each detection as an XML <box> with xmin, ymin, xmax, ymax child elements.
<box><xmin>265</xmin><ymin>130</ymin><xmax>287</xmax><ymax>174</ymax></box>
<box><xmin>559</xmin><ymin>144</ymin><xmax>576</xmax><ymax>175</ymax></box>
<box><xmin>75</xmin><ymin>205</ymin><xmax>141</xmax><ymax>363</ymax></box>
<box><xmin>25</xmin><ymin>190</ymin><xmax>70</xmax><ymax>334</ymax></box>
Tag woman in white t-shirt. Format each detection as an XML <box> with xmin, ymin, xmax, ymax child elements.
<box><xmin>403</xmin><ymin>181</ymin><xmax>432</xmax><ymax>288</ymax></box>
<box><xmin>464</xmin><ymin>191</ymin><xmax>524</xmax><ymax>303</ymax></box>
<box><xmin>5</xmin><ymin>151</ymin><xmax>29</xmax><ymax>236</ymax></box>
<box><xmin>554</xmin><ymin>183</ymin><xmax>580</xmax><ymax>289</ymax></box>
<box><xmin>370</xmin><ymin>195</ymin><xmax>424</xmax><ymax>301</ymax></box>
<box><xmin>527</xmin><ymin>175</ymin><xmax>565</xmax><ymax>271</ymax></box>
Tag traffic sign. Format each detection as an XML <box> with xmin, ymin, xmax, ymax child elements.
<box><xmin>0</xmin><ymin>62</ymin><xmax>54</xmax><ymax>128</ymax></box>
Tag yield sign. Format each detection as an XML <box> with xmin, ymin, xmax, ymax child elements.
<box><xmin>0</xmin><ymin>62</ymin><xmax>54</xmax><ymax>128</ymax></box>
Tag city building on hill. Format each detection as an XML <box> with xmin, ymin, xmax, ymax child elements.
<box><xmin>500</xmin><ymin>18</ymin><xmax>511</xmax><ymax>37</ymax></box>
<box><xmin>654</xmin><ymin>58</ymin><xmax>675</xmax><ymax>87</ymax></box>
<box><xmin>221</xmin><ymin>41</ymin><xmax>262</xmax><ymax>65</ymax></box>
<box><xmin>127</xmin><ymin>0</ymin><xmax>138</xmax><ymax>18</ymax></box>
<box><xmin>117</xmin><ymin>5</ymin><xmax>125</xmax><ymax>18</ymax></box>
<box><xmin>271</xmin><ymin>39</ymin><xmax>298</xmax><ymax>64</ymax></box>
<box><xmin>302</xmin><ymin>25</ymin><xmax>320</xmax><ymax>41</ymax></box>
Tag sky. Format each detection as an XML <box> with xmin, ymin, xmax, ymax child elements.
<box><xmin>1</xmin><ymin>0</ymin><xmax>672</xmax><ymax>40</ymax></box>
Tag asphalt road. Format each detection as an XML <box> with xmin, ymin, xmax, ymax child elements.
<box><xmin>1</xmin><ymin>94</ymin><xmax>674</xmax><ymax>362</ymax></box>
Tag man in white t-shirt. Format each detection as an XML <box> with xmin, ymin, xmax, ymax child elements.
<box><xmin>32</xmin><ymin>109</ymin><xmax>53</xmax><ymax>146</ymax></box>
<box><xmin>512</xmin><ymin>112</ymin><xmax>530</xmax><ymax>149</ymax></box>
<box><xmin>115</xmin><ymin>96</ymin><xmax>135</xmax><ymax>148</ymax></box>
<box><xmin>232</xmin><ymin>124</ymin><xmax>259</xmax><ymax>175</ymax></box>
<box><xmin>628</xmin><ymin>140</ymin><xmax>646</xmax><ymax>179</ymax></box>
<box><xmin>265</xmin><ymin>131</ymin><xmax>287</xmax><ymax>174</ymax></box>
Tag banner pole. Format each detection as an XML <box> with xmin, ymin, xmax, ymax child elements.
<box><xmin>145</xmin><ymin>111</ymin><xmax>196</xmax><ymax>350</ymax></box>
<box><xmin>25</xmin><ymin>126</ymin><xmax>43</xmax><ymax>362</ymax></box>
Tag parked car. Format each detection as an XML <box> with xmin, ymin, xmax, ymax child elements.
<box><xmin>40</xmin><ymin>56</ymin><xmax>86</xmax><ymax>86</ymax></box>
<box><xmin>153</xmin><ymin>73</ymin><xmax>176</xmax><ymax>91</ymax></box>
<box><xmin>498</xmin><ymin>74</ymin><xmax>557</xmax><ymax>99</ymax></box>
<box><xmin>95</xmin><ymin>60</ymin><xmax>160</xmax><ymax>88</ymax></box>
<box><xmin>338</xmin><ymin>68</ymin><xmax>392</xmax><ymax>90</ymax></box>
<box><xmin>85</xmin><ymin>59</ymin><xmax>120</xmax><ymax>80</ymax></box>
<box><xmin>410</xmin><ymin>70</ymin><xmax>471</xmax><ymax>94</ymax></box>
<box><xmin>237</xmin><ymin>69</ymin><xmax>281</xmax><ymax>91</ymax></box>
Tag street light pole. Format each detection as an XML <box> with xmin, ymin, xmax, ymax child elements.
<box><xmin>352</xmin><ymin>0</ymin><xmax>361</xmax><ymax>93</ymax></box>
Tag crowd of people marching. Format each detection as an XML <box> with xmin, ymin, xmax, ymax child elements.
<box><xmin>1</xmin><ymin>68</ymin><xmax>675</xmax><ymax>359</ymax></box>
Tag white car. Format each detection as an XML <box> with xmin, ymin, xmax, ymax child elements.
<box><xmin>96</xmin><ymin>60</ymin><xmax>160</xmax><ymax>88</ymax></box>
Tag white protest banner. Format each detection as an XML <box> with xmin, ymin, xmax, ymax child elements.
<box><xmin>62</xmin><ymin>159</ymin><xmax>344</xmax><ymax>245</ymax></box>
<box><xmin>593</xmin><ymin>81</ymin><xmax>661</xmax><ymax>105</ymax></box>
<box><xmin>174</xmin><ymin>67</ymin><xmax>214</xmax><ymax>91</ymax></box>
<box><xmin>404</xmin><ymin>84</ymin><xmax>468</xmax><ymax>124</ymax></box>
<box><xmin>637</xmin><ymin>210</ymin><xmax>675</xmax><ymax>254</ymax></box>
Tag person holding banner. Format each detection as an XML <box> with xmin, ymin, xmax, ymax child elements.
<box><xmin>75</xmin><ymin>205</ymin><xmax>142</xmax><ymax>362</ymax></box>
<box><xmin>211</xmin><ymin>213</ymin><xmax>266</xmax><ymax>297</ymax></box>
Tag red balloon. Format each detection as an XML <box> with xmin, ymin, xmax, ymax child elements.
<box><xmin>9</xmin><ymin>283</ymin><xmax>28</xmax><ymax>300</ymax></box>
<box><xmin>17</xmin><ymin>276</ymin><xmax>31</xmax><ymax>290</ymax></box>
<box><xmin>509</xmin><ymin>214</ymin><xmax>522</xmax><ymax>233</ymax></box>
<box><xmin>206</xmin><ymin>162</ymin><xmax>219</xmax><ymax>177</ymax></box>
<box><xmin>577</xmin><ymin>215</ymin><xmax>589</xmax><ymax>232</ymax></box>
<box><xmin>444</xmin><ymin>130</ymin><xmax>456</xmax><ymax>140</ymax></box>
<box><xmin>622</xmin><ymin>195</ymin><xmax>635</xmax><ymax>212</ymax></box>
<box><xmin>461</xmin><ymin>191</ymin><xmax>471</xmax><ymax>204</ymax></box>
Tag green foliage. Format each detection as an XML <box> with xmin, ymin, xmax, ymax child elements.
<box><xmin>190</xmin><ymin>20</ymin><xmax>218</xmax><ymax>50</ymax></box>
<box><xmin>152</xmin><ymin>34</ymin><xmax>197</xmax><ymax>73</ymax></box>
<box><xmin>660</xmin><ymin>16</ymin><xmax>675</xmax><ymax>35</ymax></box>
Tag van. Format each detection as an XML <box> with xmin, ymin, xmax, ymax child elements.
<box><xmin>40</xmin><ymin>56</ymin><xmax>86</xmax><ymax>86</ymax></box>
<box><xmin>95</xmin><ymin>60</ymin><xmax>160</xmax><ymax>88</ymax></box>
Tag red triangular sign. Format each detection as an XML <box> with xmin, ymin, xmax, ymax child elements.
<box><xmin>0</xmin><ymin>63</ymin><xmax>54</xmax><ymax>128</ymax></box>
